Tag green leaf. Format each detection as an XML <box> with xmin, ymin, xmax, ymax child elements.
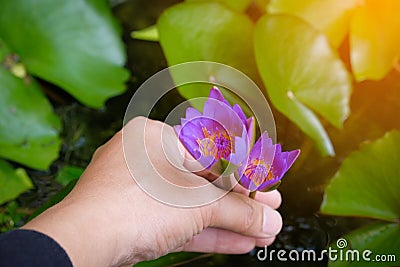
<box><xmin>29</xmin><ymin>178</ymin><xmax>78</xmax><ymax>221</ymax></box>
<box><xmin>254</xmin><ymin>15</ymin><xmax>353</xmax><ymax>156</ymax></box>
<box><xmin>350</xmin><ymin>0</ymin><xmax>400</xmax><ymax>81</ymax></box>
<box><xmin>135</xmin><ymin>252</ymin><xmax>210</xmax><ymax>267</ymax></box>
<box><xmin>329</xmin><ymin>223</ymin><xmax>400</xmax><ymax>267</ymax></box>
<box><xmin>158</xmin><ymin>2</ymin><xmax>260</xmax><ymax>110</ymax></box>
<box><xmin>0</xmin><ymin>0</ymin><xmax>129</xmax><ymax>108</ymax></box>
<box><xmin>321</xmin><ymin>131</ymin><xmax>400</xmax><ymax>222</ymax></box>
<box><xmin>131</xmin><ymin>25</ymin><xmax>159</xmax><ymax>42</ymax></box>
<box><xmin>56</xmin><ymin>166</ymin><xmax>84</xmax><ymax>186</ymax></box>
<box><xmin>0</xmin><ymin>49</ymin><xmax>61</xmax><ymax>169</ymax></box>
<box><xmin>185</xmin><ymin>0</ymin><xmax>252</xmax><ymax>12</ymax></box>
<box><xmin>268</xmin><ymin>0</ymin><xmax>358</xmax><ymax>47</ymax></box>
<box><xmin>0</xmin><ymin>160</ymin><xmax>33</xmax><ymax>205</ymax></box>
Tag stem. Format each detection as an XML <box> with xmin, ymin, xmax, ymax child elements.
<box><xmin>249</xmin><ymin>191</ymin><xmax>257</xmax><ymax>199</ymax></box>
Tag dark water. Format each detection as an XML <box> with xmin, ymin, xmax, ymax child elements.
<box><xmin>15</xmin><ymin>0</ymin><xmax>383</xmax><ymax>266</ymax></box>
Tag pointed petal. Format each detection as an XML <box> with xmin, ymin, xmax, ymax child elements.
<box><xmin>209</xmin><ymin>86</ymin><xmax>225</xmax><ymax>102</ymax></box>
<box><xmin>270</xmin><ymin>144</ymin><xmax>287</xmax><ymax>180</ymax></box>
<box><xmin>197</xmin><ymin>155</ymin><xmax>216</xmax><ymax>169</ymax></box>
<box><xmin>250</xmin><ymin>132</ymin><xmax>274</xmax><ymax>163</ymax></box>
<box><xmin>239</xmin><ymin>174</ymin><xmax>251</xmax><ymax>189</ymax></box>
<box><xmin>173</xmin><ymin>125</ymin><xmax>181</xmax><ymax>136</ymax></box>
<box><xmin>259</xmin><ymin>180</ymin><xmax>281</xmax><ymax>192</ymax></box>
<box><xmin>203</xmin><ymin>98</ymin><xmax>243</xmax><ymax>136</ymax></box>
<box><xmin>179</xmin><ymin>134</ymin><xmax>201</xmax><ymax>159</ymax></box>
<box><xmin>185</xmin><ymin>107</ymin><xmax>202</xmax><ymax>120</ymax></box>
<box><xmin>229</xmin><ymin>135</ymin><xmax>248</xmax><ymax>165</ymax></box>
<box><xmin>258</xmin><ymin>178</ymin><xmax>279</xmax><ymax>191</ymax></box>
<box><xmin>180</xmin><ymin>119</ymin><xmax>204</xmax><ymax>139</ymax></box>
<box><xmin>286</xmin><ymin>149</ymin><xmax>300</xmax><ymax>170</ymax></box>
<box><xmin>233</xmin><ymin>104</ymin><xmax>247</xmax><ymax>126</ymax></box>
<box><xmin>247</xmin><ymin>116</ymin><xmax>256</xmax><ymax>146</ymax></box>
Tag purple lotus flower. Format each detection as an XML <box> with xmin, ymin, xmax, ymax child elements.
<box><xmin>208</xmin><ymin>87</ymin><xmax>255</xmax><ymax>145</ymax></box>
<box><xmin>239</xmin><ymin>132</ymin><xmax>300</xmax><ymax>192</ymax></box>
<box><xmin>174</xmin><ymin>87</ymin><xmax>250</xmax><ymax>170</ymax></box>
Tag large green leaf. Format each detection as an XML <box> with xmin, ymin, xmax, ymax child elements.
<box><xmin>321</xmin><ymin>131</ymin><xmax>400</xmax><ymax>222</ymax></box>
<box><xmin>329</xmin><ymin>223</ymin><xmax>400</xmax><ymax>267</ymax></box>
<box><xmin>0</xmin><ymin>0</ymin><xmax>129</xmax><ymax>108</ymax></box>
<box><xmin>350</xmin><ymin>0</ymin><xmax>400</xmax><ymax>81</ymax></box>
<box><xmin>0</xmin><ymin>49</ymin><xmax>61</xmax><ymax>170</ymax></box>
<box><xmin>56</xmin><ymin>166</ymin><xmax>84</xmax><ymax>186</ymax></box>
<box><xmin>254</xmin><ymin>15</ymin><xmax>352</xmax><ymax>156</ymax></box>
<box><xmin>158</xmin><ymin>1</ymin><xmax>260</xmax><ymax>109</ymax></box>
<box><xmin>185</xmin><ymin>0</ymin><xmax>252</xmax><ymax>12</ymax></box>
<box><xmin>268</xmin><ymin>0</ymin><xmax>358</xmax><ymax>47</ymax></box>
<box><xmin>0</xmin><ymin>160</ymin><xmax>33</xmax><ymax>205</ymax></box>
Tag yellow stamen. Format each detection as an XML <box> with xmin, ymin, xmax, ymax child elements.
<box><xmin>244</xmin><ymin>159</ymin><xmax>273</xmax><ymax>187</ymax></box>
<box><xmin>197</xmin><ymin>127</ymin><xmax>234</xmax><ymax>160</ymax></box>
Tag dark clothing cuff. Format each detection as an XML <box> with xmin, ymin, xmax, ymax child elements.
<box><xmin>0</xmin><ymin>229</ymin><xmax>72</xmax><ymax>267</ymax></box>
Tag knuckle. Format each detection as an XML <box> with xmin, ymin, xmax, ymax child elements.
<box><xmin>198</xmin><ymin>204</ymin><xmax>214</xmax><ymax>228</ymax></box>
<box><xmin>239</xmin><ymin>197</ymin><xmax>257</xmax><ymax>233</ymax></box>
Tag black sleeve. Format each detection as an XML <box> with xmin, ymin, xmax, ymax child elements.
<box><xmin>0</xmin><ymin>229</ymin><xmax>73</xmax><ymax>267</ymax></box>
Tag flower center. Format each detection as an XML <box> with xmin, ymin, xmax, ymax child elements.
<box><xmin>244</xmin><ymin>159</ymin><xmax>274</xmax><ymax>187</ymax></box>
<box><xmin>197</xmin><ymin>127</ymin><xmax>233</xmax><ymax>160</ymax></box>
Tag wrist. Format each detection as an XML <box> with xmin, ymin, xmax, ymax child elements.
<box><xmin>22</xmin><ymin>197</ymin><xmax>123</xmax><ymax>266</ymax></box>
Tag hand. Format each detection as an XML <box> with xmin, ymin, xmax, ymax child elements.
<box><xmin>22</xmin><ymin>117</ymin><xmax>283</xmax><ymax>266</ymax></box>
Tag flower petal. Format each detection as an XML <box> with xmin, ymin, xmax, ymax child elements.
<box><xmin>250</xmin><ymin>132</ymin><xmax>274</xmax><ymax>164</ymax></box>
<box><xmin>185</xmin><ymin>107</ymin><xmax>202</xmax><ymax>120</ymax></box>
<box><xmin>233</xmin><ymin>104</ymin><xmax>247</xmax><ymax>126</ymax></box>
<box><xmin>286</xmin><ymin>149</ymin><xmax>301</xmax><ymax>170</ymax></box>
<box><xmin>203</xmin><ymin>98</ymin><xmax>243</xmax><ymax>136</ymax></box>
<box><xmin>247</xmin><ymin>116</ymin><xmax>255</xmax><ymax>145</ymax></box>
<box><xmin>209</xmin><ymin>86</ymin><xmax>230</xmax><ymax>106</ymax></box>
<box><xmin>270</xmin><ymin>144</ymin><xmax>286</xmax><ymax>180</ymax></box>
<box><xmin>229</xmin><ymin>134</ymin><xmax>248</xmax><ymax>165</ymax></box>
<box><xmin>240</xmin><ymin>174</ymin><xmax>251</xmax><ymax>188</ymax></box>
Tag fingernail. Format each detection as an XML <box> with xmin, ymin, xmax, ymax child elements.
<box><xmin>262</xmin><ymin>207</ymin><xmax>282</xmax><ymax>236</ymax></box>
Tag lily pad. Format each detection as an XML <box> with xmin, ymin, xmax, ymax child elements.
<box><xmin>0</xmin><ymin>57</ymin><xmax>61</xmax><ymax>170</ymax></box>
<box><xmin>254</xmin><ymin>15</ymin><xmax>352</xmax><ymax>156</ymax></box>
<box><xmin>56</xmin><ymin>166</ymin><xmax>84</xmax><ymax>186</ymax></box>
<box><xmin>329</xmin><ymin>223</ymin><xmax>400</xmax><ymax>267</ymax></box>
<box><xmin>268</xmin><ymin>0</ymin><xmax>358</xmax><ymax>47</ymax></box>
<box><xmin>350</xmin><ymin>0</ymin><xmax>400</xmax><ymax>81</ymax></box>
<box><xmin>0</xmin><ymin>0</ymin><xmax>129</xmax><ymax>108</ymax></box>
<box><xmin>186</xmin><ymin>0</ymin><xmax>252</xmax><ymax>12</ymax></box>
<box><xmin>158</xmin><ymin>1</ymin><xmax>260</xmax><ymax>110</ymax></box>
<box><xmin>321</xmin><ymin>131</ymin><xmax>400</xmax><ymax>221</ymax></box>
<box><xmin>0</xmin><ymin>160</ymin><xmax>33</xmax><ymax>205</ymax></box>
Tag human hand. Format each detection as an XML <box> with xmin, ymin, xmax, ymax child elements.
<box><xmin>23</xmin><ymin>117</ymin><xmax>282</xmax><ymax>266</ymax></box>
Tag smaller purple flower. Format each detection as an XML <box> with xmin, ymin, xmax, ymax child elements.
<box><xmin>239</xmin><ymin>132</ymin><xmax>300</xmax><ymax>192</ymax></box>
<box><xmin>174</xmin><ymin>87</ymin><xmax>249</xmax><ymax>171</ymax></box>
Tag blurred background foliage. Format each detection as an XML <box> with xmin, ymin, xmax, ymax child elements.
<box><xmin>0</xmin><ymin>0</ymin><xmax>399</xmax><ymax>266</ymax></box>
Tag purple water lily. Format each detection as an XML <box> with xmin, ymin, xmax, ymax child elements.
<box><xmin>239</xmin><ymin>132</ymin><xmax>300</xmax><ymax>192</ymax></box>
<box><xmin>208</xmin><ymin>87</ymin><xmax>255</xmax><ymax>145</ymax></box>
<box><xmin>174</xmin><ymin>87</ymin><xmax>250</xmax><ymax>170</ymax></box>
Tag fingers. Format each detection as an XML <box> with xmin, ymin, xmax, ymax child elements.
<box><xmin>232</xmin><ymin>184</ymin><xmax>282</xmax><ymax>210</ymax></box>
<box><xmin>178</xmin><ymin>228</ymin><xmax>276</xmax><ymax>254</ymax></box>
<box><xmin>256</xmin><ymin>236</ymin><xmax>276</xmax><ymax>247</ymax></box>
<box><xmin>203</xmin><ymin>191</ymin><xmax>282</xmax><ymax>239</ymax></box>
<box><xmin>182</xmin><ymin>228</ymin><xmax>255</xmax><ymax>254</ymax></box>
<box><xmin>254</xmin><ymin>190</ymin><xmax>282</xmax><ymax>210</ymax></box>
